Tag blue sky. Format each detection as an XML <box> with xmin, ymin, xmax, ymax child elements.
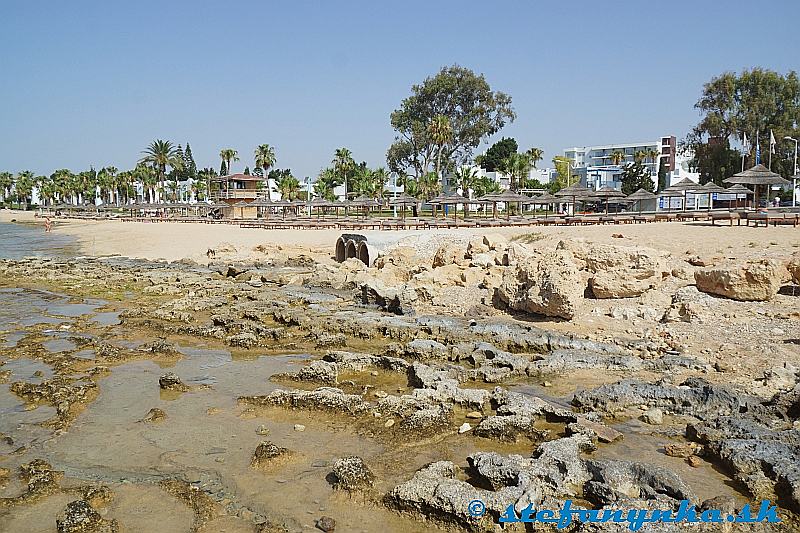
<box><xmin>1</xmin><ymin>0</ymin><xmax>798</xmax><ymax>179</ymax></box>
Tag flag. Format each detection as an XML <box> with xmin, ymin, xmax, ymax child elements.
<box><xmin>742</xmin><ymin>132</ymin><xmax>749</xmax><ymax>152</ymax></box>
<box><xmin>756</xmin><ymin>130</ymin><xmax>760</xmax><ymax>164</ymax></box>
<box><xmin>770</xmin><ymin>130</ymin><xmax>776</xmax><ymax>154</ymax></box>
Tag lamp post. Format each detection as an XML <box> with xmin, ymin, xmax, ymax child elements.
<box><xmin>786</xmin><ymin>137</ymin><xmax>798</xmax><ymax>207</ymax></box>
<box><xmin>389</xmin><ymin>171</ymin><xmax>398</xmax><ymax>217</ymax></box>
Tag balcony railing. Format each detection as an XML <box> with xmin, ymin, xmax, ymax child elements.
<box><xmin>213</xmin><ymin>190</ymin><xmax>267</xmax><ymax>200</ymax></box>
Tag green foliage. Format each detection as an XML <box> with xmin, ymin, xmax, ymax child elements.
<box><xmin>472</xmin><ymin>175</ymin><xmax>501</xmax><ymax>198</ymax></box>
<box><xmin>183</xmin><ymin>143</ymin><xmax>198</xmax><ymax>181</ymax></box>
<box><xmin>387</xmin><ymin>65</ymin><xmax>515</xmax><ymax>178</ymax></box>
<box><xmin>219</xmin><ymin>148</ymin><xmax>239</xmax><ymax>175</ymax></box>
<box><xmin>688</xmin><ymin>68</ymin><xmax>800</xmax><ymax>178</ymax></box>
<box><xmin>479</xmin><ymin>137</ymin><xmax>518</xmax><ymax>172</ymax></box>
<box><xmin>551</xmin><ymin>156</ymin><xmax>571</xmax><ymax>192</ymax></box>
<box><xmin>620</xmin><ymin>161</ymin><xmax>654</xmax><ymax>194</ymax></box>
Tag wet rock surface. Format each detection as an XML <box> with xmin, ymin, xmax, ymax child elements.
<box><xmin>0</xmin><ymin>247</ymin><xmax>798</xmax><ymax>531</ymax></box>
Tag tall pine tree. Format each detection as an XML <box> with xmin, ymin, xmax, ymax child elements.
<box><xmin>184</xmin><ymin>143</ymin><xmax>198</xmax><ymax>181</ymax></box>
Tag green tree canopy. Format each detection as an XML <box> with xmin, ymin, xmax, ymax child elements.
<box><xmin>387</xmin><ymin>65</ymin><xmax>515</xmax><ymax>178</ymax></box>
<box><xmin>686</xmin><ymin>68</ymin><xmax>800</xmax><ymax>182</ymax></box>
<box><xmin>478</xmin><ymin>137</ymin><xmax>518</xmax><ymax>172</ymax></box>
<box><xmin>620</xmin><ymin>161</ymin><xmax>655</xmax><ymax>194</ymax></box>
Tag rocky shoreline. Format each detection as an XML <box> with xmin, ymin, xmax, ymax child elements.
<box><xmin>0</xmin><ymin>234</ymin><xmax>799</xmax><ymax>531</ymax></box>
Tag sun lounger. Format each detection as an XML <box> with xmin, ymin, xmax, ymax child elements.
<box><xmin>710</xmin><ymin>212</ymin><xmax>741</xmax><ymax>226</ymax></box>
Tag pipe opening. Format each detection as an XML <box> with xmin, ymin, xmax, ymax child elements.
<box><xmin>335</xmin><ymin>237</ymin><xmax>346</xmax><ymax>262</ymax></box>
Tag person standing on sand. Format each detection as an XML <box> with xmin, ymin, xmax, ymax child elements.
<box><xmin>44</xmin><ymin>217</ymin><xmax>52</xmax><ymax>233</ymax></box>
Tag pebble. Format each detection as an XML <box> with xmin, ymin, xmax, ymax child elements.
<box><xmin>458</xmin><ymin>423</ymin><xmax>471</xmax><ymax>434</ymax></box>
<box><xmin>639</xmin><ymin>408</ymin><xmax>664</xmax><ymax>425</ymax></box>
<box><xmin>374</xmin><ymin>391</ymin><xmax>388</xmax><ymax>399</ymax></box>
<box><xmin>465</xmin><ymin>411</ymin><xmax>483</xmax><ymax>419</ymax></box>
<box><xmin>255</xmin><ymin>425</ymin><xmax>270</xmax><ymax>436</ymax></box>
<box><xmin>369</xmin><ymin>371</ymin><xmax>378</xmax><ymax>376</ymax></box>
<box><xmin>316</xmin><ymin>516</ymin><xmax>336</xmax><ymax>532</ymax></box>
<box><xmin>294</xmin><ymin>424</ymin><xmax>306</xmax><ymax>432</ymax></box>
<box><xmin>542</xmin><ymin>381</ymin><xmax>552</xmax><ymax>387</ymax></box>
<box><xmin>384</xmin><ymin>419</ymin><xmax>395</xmax><ymax>428</ymax></box>
<box><xmin>687</xmin><ymin>455</ymin><xmax>702</xmax><ymax>468</ymax></box>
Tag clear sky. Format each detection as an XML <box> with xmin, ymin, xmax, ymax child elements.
<box><xmin>1</xmin><ymin>0</ymin><xmax>798</xmax><ymax>179</ymax></box>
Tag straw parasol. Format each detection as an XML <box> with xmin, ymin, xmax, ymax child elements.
<box><xmin>591</xmin><ymin>186</ymin><xmax>626</xmax><ymax>214</ymax></box>
<box><xmin>431</xmin><ymin>191</ymin><xmax>470</xmax><ymax>222</ymax></box>
<box><xmin>489</xmin><ymin>189</ymin><xmax>532</xmax><ymax>220</ymax></box>
<box><xmin>388</xmin><ymin>193</ymin><xmax>418</xmax><ymax>220</ymax></box>
<box><xmin>691</xmin><ymin>182</ymin><xmax>728</xmax><ymax>210</ymax></box>
<box><xmin>554</xmin><ymin>184</ymin><xmax>593</xmax><ymax>214</ymax></box>
<box><xmin>625</xmin><ymin>189</ymin><xmax>657</xmax><ymax>214</ymax></box>
<box><xmin>532</xmin><ymin>192</ymin><xmax>558</xmax><ymax>217</ymax></box>
<box><xmin>723</xmin><ymin>164</ymin><xmax>790</xmax><ymax>208</ymax></box>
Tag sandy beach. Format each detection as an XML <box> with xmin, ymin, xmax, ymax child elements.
<box><xmin>3</xmin><ymin>209</ymin><xmax>798</xmax><ymax>264</ymax></box>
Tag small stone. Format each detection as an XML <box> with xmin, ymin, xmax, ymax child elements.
<box><xmin>374</xmin><ymin>391</ymin><xmax>388</xmax><ymax>399</ymax></box>
<box><xmin>384</xmin><ymin>419</ymin><xmax>395</xmax><ymax>428</ymax></box>
<box><xmin>465</xmin><ymin>411</ymin><xmax>483</xmax><ymax>419</ymax></box>
<box><xmin>206</xmin><ymin>407</ymin><xmax>220</xmax><ymax>415</ymax></box>
<box><xmin>639</xmin><ymin>408</ymin><xmax>664</xmax><ymax>425</ymax></box>
<box><xmin>158</xmin><ymin>372</ymin><xmax>188</xmax><ymax>392</ymax></box>
<box><xmin>293</xmin><ymin>424</ymin><xmax>306</xmax><ymax>432</ymax></box>
<box><xmin>316</xmin><ymin>516</ymin><xmax>336</xmax><ymax>532</ymax></box>
<box><xmin>458</xmin><ymin>423</ymin><xmax>471</xmax><ymax>434</ymax></box>
<box><xmin>255</xmin><ymin>425</ymin><xmax>270</xmax><ymax>436</ymax></box>
<box><xmin>141</xmin><ymin>407</ymin><xmax>166</xmax><ymax>423</ymax></box>
<box><xmin>687</xmin><ymin>455</ymin><xmax>702</xmax><ymax>468</ymax></box>
<box><xmin>542</xmin><ymin>381</ymin><xmax>552</xmax><ymax>387</ymax></box>
<box><xmin>664</xmin><ymin>442</ymin><xmax>702</xmax><ymax>458</ymax></box>
<box><xmin>369</xmin><ymin>371</ymin><xmax>378</xmax><ymax>376</ymax></box>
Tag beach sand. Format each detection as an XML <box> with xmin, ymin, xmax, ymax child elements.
<box><xmin>1</xmin><ymin>209</ymin><xmax>796</xmax><ymax>264</ymax></box>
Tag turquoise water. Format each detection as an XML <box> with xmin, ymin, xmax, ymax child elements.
<box><xmin>0</xmin><ymin>220</ymin><xmax>75</xmax><ymax>259</ymax></box>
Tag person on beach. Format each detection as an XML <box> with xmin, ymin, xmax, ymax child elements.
<box><xmin>44</xmin><ymin>217</ymin><xmax>52</xmax><ymax>233</ymax></box>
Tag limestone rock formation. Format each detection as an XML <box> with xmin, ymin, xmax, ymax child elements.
<box><xmin>497</xmin><ymin>249</ymin><xmax>583</xmax><ymax>319</ymax></box>
<box><xmin>694</xmin><ymin>259</ymin><xmax>783</xmax><ymax>301</ymax></box>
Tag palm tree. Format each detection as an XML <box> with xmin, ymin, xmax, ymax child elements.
<box><xmin>219</xmin><ymin>148</ymin><xmax>239</xmax><ymax>176</ymax></box>
<box><xmin>417</xmin><ymin>171</ymin><xmax>442</xmax><ymax>201</ymax></box>
<box><xmin>198</xmin><ymin>168</ymin><xmax>217</xmax><ymax>202</ymax></box>
<box><xmin>371</xmin><ymin>168</ymin><xmax>388</xmax><ymax>200</ymax></box>
<box><xmin>0</xmin><ymin>172</ymin><xmax>13</xmax><ymax>204</ymax></box>
<box><xmin>38</xmin><ymin>176</ymin><xmax>56</xmax><ymax>206</ymax></box>
<box><xmin>254</xmin><ymin>144</ymin><xmax>276</xmax><ymax>201</ymax></box>
<box><xmin>140</xmin><ymin>140</ymin><xmax>181</xmax><ymax>203</ymax></box>
<box><xmin>427</xmin><ymin>115</ymin><xmax>452</xmax><ymax>190</ymax></box>
<box><xmin>634</xmin><ymin>150</ymin><xmax>647</xmax><ymax>164</ymax></box>
<box><xmin>333</xmin><ymin>148</ymin><xmax>355</xmax><ymax>199</ymax></box>
<box><xmin>609</xmin><ymin>151</ymin><xmax>625</xmax><ymax>166</ymax></box>
<box><xmin>454</xmin><ymin>166</ymin><xmax>479</xmax><ymax>198</ymax></box>
<box><xmin>15</xmin><ymin>170</ymin><xmax>35</xmax><ymax>209</ymax></box>
<box><xmin>276</xmin><ymin>173</ymin><xmax>301</xmax><ymax>200</ymax></box>
<box><xmin>526</xmin><ymin>148</ymin><xmax>544</xmax><ymax>169</ymax></box>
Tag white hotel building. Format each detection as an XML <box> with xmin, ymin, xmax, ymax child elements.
<box><xmin>563</xmin><ymin>136</ymin><xmax>678</xmax><ymax>190</ymax></box>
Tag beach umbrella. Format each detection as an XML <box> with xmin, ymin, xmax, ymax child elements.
<box><xmin>433</xmin><ymin>191</ymin><xmax>470</xmax><ymax>222</ymax></box>
<box><xmin>591</xmin><ymin>186</ymin><xmax>626</xmax><ymax>214</ymax></box>
<box><xmin>489</xmin><ymin>189</ymin><xmax>532</xmax><ymax>221</ymax></box>
<box><xmin>725</xmin><ymin>184</ymin><xmax>754</xmax><ymax>209</ymax></box>
<box><xmin>625</xmin><ymin>188</ymin><xmax>657</xmax><ymax>214</ymax></box>
<box><xmin>532</xmin><ymin>192</ymin><xmax>558</xmax><ymax>217</ymax></box>
<box><xmin>388</xmin><ymin>193</ymin><xmax>418</xmax><ymax>220</ymax></box>
<box><xmin>723</xmin><ymin>164</ymin><xmax>790</xmax><ymax>208</ymax></box>
<box><xmin>554</xmin><ymin>184</ymin><xmax>593</xmax><ymax>215</ymax></box>
<box><xmin>690</xmin><ymin>182</ymin><xmax>727</xmax><ymax>210</ymax></box>
<box><xmin>658</xmin><ymin>189</ymin><xmax>684</xmax><ymax>212</ymax></box>
<box><xmin>307</xmin><ymin>197</ymin><xmax>335</xmax><ymax>218</ymax></box>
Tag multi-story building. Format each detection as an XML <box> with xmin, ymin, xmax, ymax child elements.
<box><xmin>563</xmin><ymin>136</ymin><xmax>677</xmax><ymax>190</ymax></box>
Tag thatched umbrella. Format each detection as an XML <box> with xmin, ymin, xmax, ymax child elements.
<box><xmin>691</xmin><ymin>182</ymin><xmax>728</xmax><ymax>210</ymax></box>
<box><xmin>658</xmin><ymin>189</ymin><xmax>684</xmax><ymax>211</ymax></box>
<box><xmin>592</xmin><ymin>186</ymin><xmax>626</xmax><ymax>214</ymax></box>
<box><xmin>249</xmin><ymin>197</ymin><xmax>273</xmax><ymax>218</ymax></box>
<box><xmin>351</xmin><ymin>195</ymin><xmax>381</xmax><ymax>218</ymax></box>
<box><xmin>307</xmin><ymin>197</ymin><xmax>335</xmax><ymax>218</ymax></box>
<box><xmin>725</xmin><ymin>184</ymin><xmax>754</xmax><ymax>209</ymax></box>
<box><xmin>664</xmin><ymin>178</ymin><xmax>700</xmax><ymax>211</ymax></box>
<box><xmin>388</xmin><ymin>193</ymin><xmax>418</xmax><ymax>220</ymax></box>
<box><xmin>433</xmin><ymin>191</ymin><xmax>470</xmax><ymax>222</ymax></box>
<box><xmin>533</xmin><ymin>192</ymin><xmax>558</xmax><ymax>217</ymax></box>
<box><xmin>554</xmin><ymin>184</ymin><xmax>593</xmax><ymax>215</ymax></box>
<box><xmin>723</xmin><ymin>164</ymin><xmax>790</xmax><ymax>208</ymax></box>
<box><xmin>491</xmin><ymin>189</ymin><xmax>532</xmax><ymax>221</ymax></box>
<box><xmin>625</xmin><ymin>189</ymin><xmax>657</xmax><ymax>214</ymax></box>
